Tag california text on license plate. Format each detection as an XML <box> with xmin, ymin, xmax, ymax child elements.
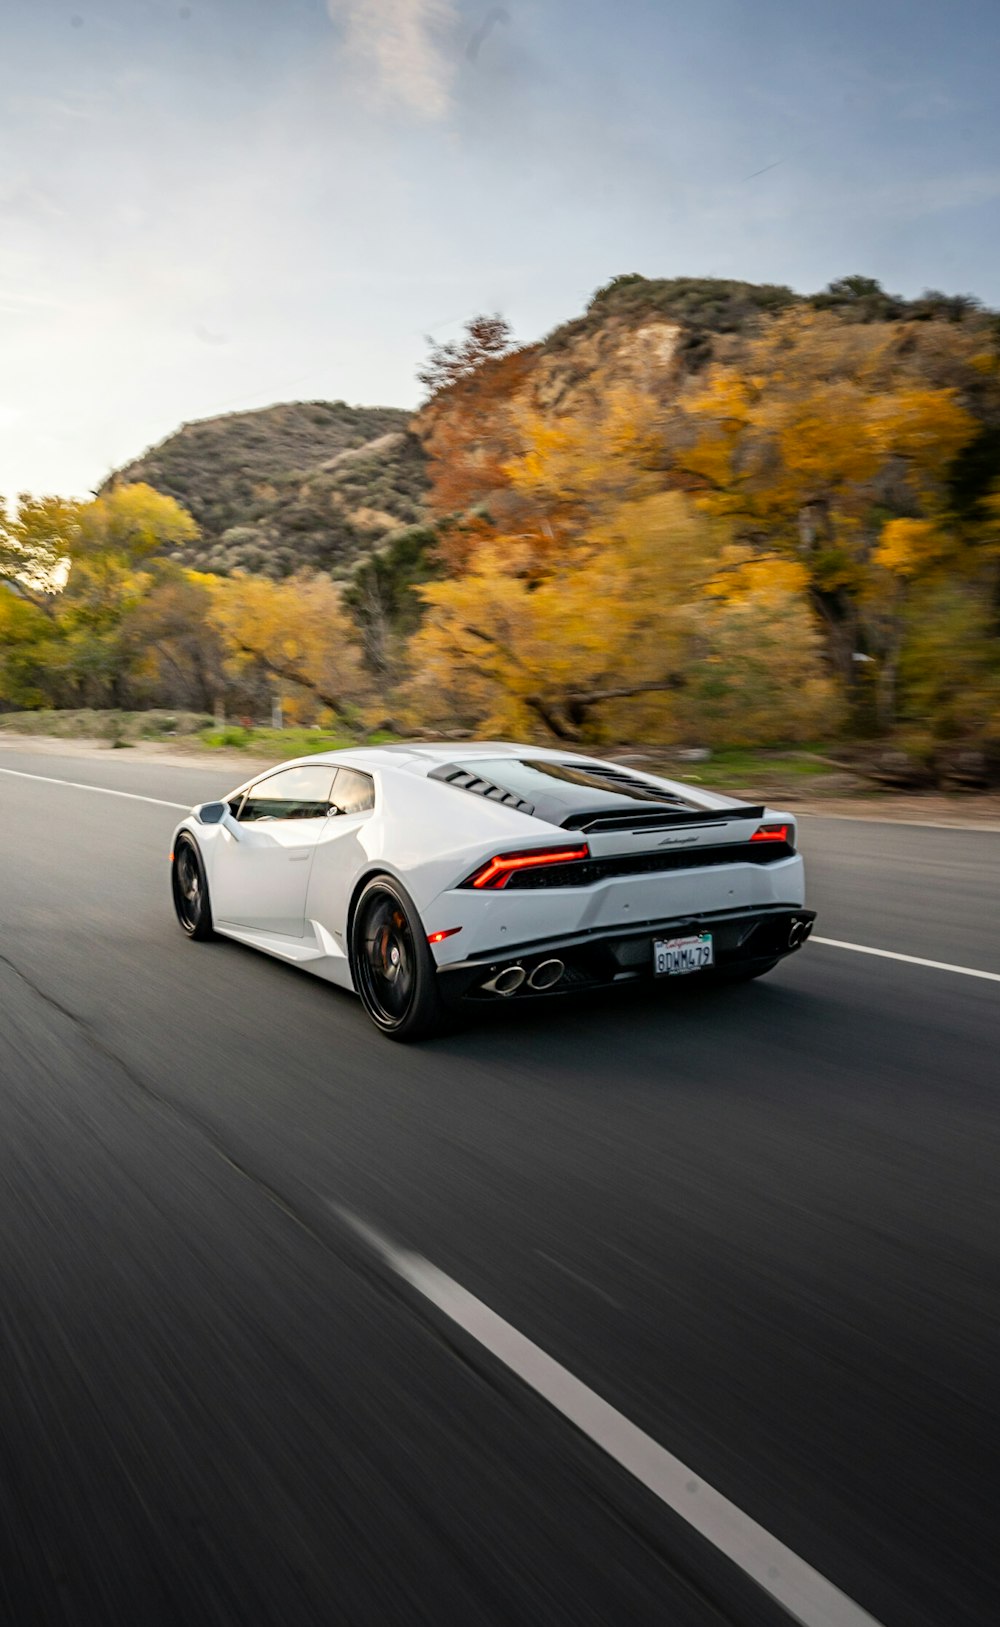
<box><xmin>653</xmin><ymin>933</ymin><xmax>714</xmax><ymax>975</ymax></box>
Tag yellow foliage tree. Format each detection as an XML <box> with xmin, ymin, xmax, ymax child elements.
<box><xmin>206</xmin><ymin>571</ymin><xmax>365</xmax><ymax>718</ymax></box>
<box><xmin>0</xmin><ymin>587</ymin><xmax>60</xmax><ymax>706</ymax></box>
<box><xmin>680</xmin><ymin>572</ymin><xmax>843</xmax><ymax>747</ymax></box>
<box><xmin>668</xmin><ymin>310</ymin><xmax>983</xmax><ymax>721</ymax></box>
<box><xmin>506</xmin><ymin>381</ymin><xmax>666</xmax><ymax>548</ymax></box>
<box><xmin>405</xmin><ymin>493</ymin><xmax>836</xmax><ymax>744</ymax></box>
<box><xmin>73</xmin><ymin>483</ymin><xmax>199</xmax><ymax>564</ymax></box>
<box><xmin>676</xmin><ymin>313</ymin><xmax>977</xmax><ymax>548</ymax></box>
<box><xmin>0</xmin><ymin>495</ymin><xmax>82</xmax><ymax>600</ymax></box>
<box><xmin>873</xmin><ymin>518</ymin><xmax>943</xmax><ymax>579</ymax></box>
<box><xmin>45</xmin><ymin>484</ymin><xmax>200</xmax><ymax>705</ymax></box>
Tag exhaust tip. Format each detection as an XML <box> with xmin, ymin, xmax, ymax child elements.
<box><xmin>483</xmin><ymin>965</ymin><xmax>527</xmax><ymax>996</ymax></box>
<box><xmin>788</xmin><ymin>918</ymin><xmax>813</xmax><ymax>948</ymax></box>
<box><xmin>528</xmin><ymin>958</ymin><xmax>565</xmax><ymax>991</ymax></box>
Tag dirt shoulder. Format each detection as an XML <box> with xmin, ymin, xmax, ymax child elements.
<box><xmin>743</xmin><ymin>790</ymin><xmax>1000</xmax><ymax>830</ymax></box>
<box><xmin>4</xmin><ymin>732</ymin><xmax>999</xmax><ymax>830</ymax></box>
<box><xmin>0</xmin><ymin>733</ymin><xmax>279</xmax><ymax>778</ymax></box>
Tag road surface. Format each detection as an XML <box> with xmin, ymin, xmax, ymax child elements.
<box><xmin>1</xmin><ymin>745</ymin><xmax>998</xmax><ymax>1626</ymax></box>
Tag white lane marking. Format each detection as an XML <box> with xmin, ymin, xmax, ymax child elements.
<box><xmin>812</xmin><ymin>936</ymin><xmax>1000</xmax><ymax>985</ymax></box>
<box><xmin>0</xmin><ymin>765</ymin><xmax>188</xmax><ymax>811</ymax></box>
<box><xmin>332</xmin><ymin>1204</ymin><xmax>884</xmax><ymax>1627</ymax></box>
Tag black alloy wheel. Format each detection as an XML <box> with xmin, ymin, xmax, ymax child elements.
<box><xmin>172</xmin><ymin>834</ymin><xmax>215</xmax><ymax>941</ymax></box>
<box><xmin>351</xmin><ymin>876</ymin><xmax>444</xmax><ymax>1041</ymax></box>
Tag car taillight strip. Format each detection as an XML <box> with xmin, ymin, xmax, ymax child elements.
<box><xmin>467</xmin><ymin>844</ymin><xmax>591</xmax><ymax>890</ymax></box>
<box><xmin>750</xmin><ymin>823</ymin><xmax>791</xmax><ymax>843</ymax></box>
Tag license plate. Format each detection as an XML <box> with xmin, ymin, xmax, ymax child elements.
<box><xmin>653</xmin><ymin>933</ymin><xmax>714</xmax><ymax>976</ymax></box>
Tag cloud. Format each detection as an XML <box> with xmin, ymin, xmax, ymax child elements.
<box><xmin>326</xmin><ymin>0</ymin><xmax>459</xmax><ymax>120</ymax></box>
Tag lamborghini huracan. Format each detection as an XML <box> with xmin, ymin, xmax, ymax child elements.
<box><xmin>170</xmin><ymin>742</ymin><xmax>815</xmax><ymax>1040</ymax></box>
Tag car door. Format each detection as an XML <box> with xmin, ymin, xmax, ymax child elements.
<box><xmin>304</xmin><ymin>766</ymin><xmax>377</xmax><ymax>948</ymax></box>
<box><xmin>210</xmin><ymin>764</ymin><xmax>337</xmax><ymax>936</ymax></box>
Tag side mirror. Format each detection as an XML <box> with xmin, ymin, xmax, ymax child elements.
<box><xmin>195</xmin><ymin>801</ymin><xmax>227</xmax><ymax>825</ymax></box>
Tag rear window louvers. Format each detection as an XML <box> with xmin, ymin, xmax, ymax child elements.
<box><xmin>428</xmin><ymin>763</ymin><xmax>536</xmax><ymax>815</ymax></box>
<box><xmin>559</xmin><ymin>763</ymin><xmax>686</xmax><ymax>799</ymax></box>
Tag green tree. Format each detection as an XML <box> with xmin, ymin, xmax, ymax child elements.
<box><xmin>0</xmin><ymin>587</ymin><xmax>60</xmax><ymax>707</ymax></box>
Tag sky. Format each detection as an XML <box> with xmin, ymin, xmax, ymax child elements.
<box><xmin>2</xmin><ymin>0</ymin><xmax>999</xmax><ymax>499</ymax></box>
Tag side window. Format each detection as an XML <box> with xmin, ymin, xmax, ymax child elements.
<box><xmin>331</xmin><ymin>767</ymin><xmax>375</xmax><ymax>816</ymax></box>
<box><xmin>237</xmin><ymin>766</ymin><xmax>336</xmax><ymax>822</ymax></box>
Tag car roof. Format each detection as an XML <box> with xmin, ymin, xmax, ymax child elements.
<box><xmin>292</xmin><ymin>741</ymin><xmax>609</xmax><ymax>773</ymax></box>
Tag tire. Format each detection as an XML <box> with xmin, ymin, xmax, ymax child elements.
<box><xmin>171</xmin><ymin>833</ymin><xmax>216</xmax><ymax>941</ymax></box>
<box><xmin>350</xmin><ymin>875</ymin><xmax>445</xmax><ymax>1041</ymax></box>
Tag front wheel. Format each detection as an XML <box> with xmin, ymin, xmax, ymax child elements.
<box><xmin>171</xmin><ymin>834</ymin><xmax>215</xmax><ymax>941</ymax></box>
<box><xmin>350</xmin><ymin>876</ymin><xmax>445</xmax><ymax>1041</ymax></box>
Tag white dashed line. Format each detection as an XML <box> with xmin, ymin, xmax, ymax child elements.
<box><xmin>812</xmin><ymin>937</ymin><xmax>1000</xmax><ymax>984</ymax></box>
<box><xmin>332</xmin><ymin>1204</ymin><xmax>884</xmax><ymax>1627</ymax></box>
<box><xmin>0</xmin><ymin>766</ymin><xmax>188</xmax><ymax>810</ymax></box>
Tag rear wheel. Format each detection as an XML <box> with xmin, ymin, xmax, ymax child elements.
<box><xmin>171</xmin><ymin>834</ymin><xmax>215</xmax><ymax>941</ymax></box>
<box><xmin>351</xmin><ymin>876</ymin><xmax>444</xmax><ymax>1041</ymax></box>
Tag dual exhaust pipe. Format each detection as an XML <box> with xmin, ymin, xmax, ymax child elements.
<box><xmin>482</xmin><ymin>958</ymin><xmax>565</xmax><ymax>997</ymax></box>
<box><xmin>486</xmin><ymin>922</ymin><xmax>811</xmax><ymax>993</ymax></box>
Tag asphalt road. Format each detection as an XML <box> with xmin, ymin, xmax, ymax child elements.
<box><xmin>1</xmin><ymin>745</ymin><xmax>999</xmax><ymax>1627</ymax></box>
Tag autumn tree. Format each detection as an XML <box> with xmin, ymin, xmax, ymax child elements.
<box><xmin>206</xmin><ymin>571</ymin><xmax>366</xmax><ymax>720</ymax></box>
<box><xmin>501</xmin><ymin>379</ymin><xmax>667</xmax><ymax>567</ymax></box>
<box><xmin>413</xmin><ymin>314</ymin><xmax>546</xmax><ymax>574</ymax></box>
<box><xmin>896</xmin><ymin>583</ymin><xmax>1000</xmax><ymax>754</ymax></box>
<box><xmin>665</xmin><ymin>309</ymin><xmax>988</xmax><ymax>722</ymax></box>
<box><xmin>0</xmin><ymin>485</ymin><xmax>201</xmax><ymax>709</ymax></box>
<box><xmin>51</xmin><ymin>484</ymin><xmax>200</xmax><ymax>707</ymax></box>
<box><xmin>0</xmin><ymin>588</ymin><xmax>61</xmax><ymax>707</ymax></box>
<box><xmin>0</xmin><ymin>495</ymin><xmax>82</xmax><ymax>601</ymax></box>
<box><xmin>404</xmin><ymin>492</ymin><xmax>837</xmax><ymax>743</ymax></box>
<box><xmin>118</xmin><ymin>569</ymin><xmax>226</xmax><ymax>712</ymax></box>
<box><xmin>417</xmin><ymin>314</ymin><xmax>514</xmax><ymax>395</ymax></box>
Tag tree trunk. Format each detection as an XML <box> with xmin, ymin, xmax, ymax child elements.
<box><xmin>231</xmin><ymin>640</ymin><xmax>346</xmax><ymax>715</ymax></box>
<box><xmin>525</xmin><ymin>675</ymin><xmax>687</xmax><ymax>742</ymax></box>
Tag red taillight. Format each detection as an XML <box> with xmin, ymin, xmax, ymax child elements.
<box><xmin>750</xmin><ymin>823</ymin><xmax>791</xmax><ymax>844</ymax></box>
<box><xmin>427</xmin><ymin>926</ymin><xmax>463</xmax><ymax>944</ymax></box>
<box><xmin>466</xmin><ymin>844</ymin><xmax>591</xmax><ymax>890</ymax></box>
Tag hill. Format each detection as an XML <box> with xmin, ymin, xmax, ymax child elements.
<box><xmin>413</xmin><ymin>273</ymin><xmax>997</xmax><ymax>545</ymax></box>
<box><xmin>103</xmin><ymin>400</ymin><xmax>427</xmax><ymax>578</ymax></box>
<box><xmin>102</xmin><ymin>275</ymin><xmax>995</xmax><ymax>597</ymax></box>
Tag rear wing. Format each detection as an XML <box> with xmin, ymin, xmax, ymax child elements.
<box><xmin>560</xmin><ymin>805</ymin><xmax>766</xmax><ymax>834</ymax></box>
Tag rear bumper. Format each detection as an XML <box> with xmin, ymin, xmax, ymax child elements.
<box><xmin>436</xmin><ymin>904</ymin><xmax>816</xmax><ymax>1003</ymax></box>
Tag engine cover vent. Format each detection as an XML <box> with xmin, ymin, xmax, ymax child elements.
<box><xmin>429</xmin><ymin>763</ymin><xmax>536</xmax><ymax>815</ymax></box>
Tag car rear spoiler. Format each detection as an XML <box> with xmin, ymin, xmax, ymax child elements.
<box><xmin>559</xmin><ymin>805</ymin><xmax>766</xmax><ymax>833</ymax></box>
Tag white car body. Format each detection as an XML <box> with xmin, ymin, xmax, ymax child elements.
<box><xmin>170</xmin><ymin>742</ymin><xmax>814</xmax><ymax>1027</ymax></box>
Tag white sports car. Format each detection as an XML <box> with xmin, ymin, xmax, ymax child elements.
<box><xmin>170</xmin><ymin>742</ymin><xmax>815</xmax><ymax>1041</ymax></box>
